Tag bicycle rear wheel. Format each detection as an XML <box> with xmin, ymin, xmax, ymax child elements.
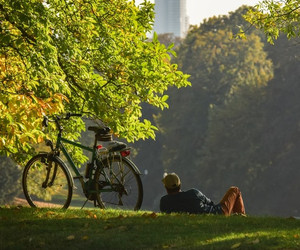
<box><xmin>22</xmin><ymin>153</ymin><xmax>73</xmax><ymax>209</ymax></box>
<box><xmin>95</xmin><ymin>155</ymin><xmax>143</xmax><ymax>211</ymax></box>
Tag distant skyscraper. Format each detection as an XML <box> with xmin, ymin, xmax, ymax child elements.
<box><xmin>153</xmin><ymin>0</ymin><xmax>189</xmax><ymax>38</ymax></box>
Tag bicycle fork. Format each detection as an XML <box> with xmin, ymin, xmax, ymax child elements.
<box><xmin>41</xmin><ymin>158</ymin><xmax>57</xmax><ymax>188</ymax></box>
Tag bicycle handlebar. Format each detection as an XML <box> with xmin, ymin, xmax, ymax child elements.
<box><xmin>42</xmin><ymin>113</ymin><xmax>82</xmax><ymax>128</ymax></box>
<box><xmin>65</xmin><ymin>113</ymin><xmax>82</xmax><ymax>119</ymax></box>
<box><xmin>42</xmin><ymin>113</ymin><xmax>109</xmax><ymax>136</ymax></box>
<box><xmin>42</xmin><ymin>116</ymin><xmax>49</xmax><ymax>127</ymax></box>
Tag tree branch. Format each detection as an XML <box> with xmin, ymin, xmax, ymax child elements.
<box><xmin>0</xmin><ymin>4</ymin><xmax>37</xmax><ymax>45</ymax></box>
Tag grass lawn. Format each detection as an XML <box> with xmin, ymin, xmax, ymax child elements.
<box><xmin>0</xmin><ymin>206</ymin><xmax>299</xmax><ymax>249</ymax></box>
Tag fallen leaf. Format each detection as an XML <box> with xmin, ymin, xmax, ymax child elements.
<box><xmin>294</xmin><ymin>234</ymin><xmax>299</xmax><ymax>238</ymax></box>
<box><xmin>66</xmin><ymin>235</ymin><xmax>75</xmax><ymax>240</ymax></box>
<box><xmin>231</xmin><ymin>242</ymin><xmax>241</xmax><ymax>249</ymax></box>
<box><xmin>45</xmin><ymin>211</ymin><xmax>56</xmax><ymax>217</ymax></box>
<box><xmin>142</xmin><ymin>212</ymin><xmax>158</xmax><ymax>218</ymax></box>
<box><xmin>82</xmin><ymin>235</ymin><xmax>89</xmax><ymax>240</ymax></box>
<box><xmin>86</xmin><ymin>211</ymin><xmax>97</xmax><ymax>218</ymax></box>
<box><xmin>149</xmin><ymin>212</ymin><xmax>158</xmax><ymax>218</ymax></box>
<box><xmin>162</xmin><ymin>244</ymin><xmax>176</xmax><ymax>248</ymax></box>
<box><xmin>252</xmin><ymin>238</ymin><xmax>260</xmax><ymax>244</ymax></box>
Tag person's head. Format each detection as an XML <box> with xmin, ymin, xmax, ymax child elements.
<box><xmin>162</xmin><ymin>173</ymin><xmax>181</xmax><ymax>194</ymax></box>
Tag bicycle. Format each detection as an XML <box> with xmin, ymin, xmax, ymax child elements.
<box><xmin>22</xmin><ymin>113</ymin><xmax>143</xmax><ymax>210</ymax></box>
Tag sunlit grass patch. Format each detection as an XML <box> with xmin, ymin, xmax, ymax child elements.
<box><xmin>1</xmin><ymin>207</ymin><xmax>299</xmax><ymax>249</ymax></box>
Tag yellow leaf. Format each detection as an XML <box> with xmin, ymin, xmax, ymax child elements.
<box><xmin>37</xmin><ymin>136</ymin><xmax>44</xmax><ymax>143</ymax></box>
<box><xmin>66</xmin><ymin>235</ymin><xmax>75</xmax><ymax>240</ymax></box>
<box><xmin>86</xmin><ymin>211</ymin><xmax>97</xmax><ymax>218</ymax></box>
<box><xmin>231</xmin><ymin>242</ymin><xmax>241</xmax><ymax>249</ymax></box>
<box><xmin>82</xmin><ymin>236</ymin><xmax>89</xmax><ymax>240</ymax></box>
<box><xmin>45</xmin><ymin>211</ymin><xmax>56</xmax><ymax>217</ymax></box>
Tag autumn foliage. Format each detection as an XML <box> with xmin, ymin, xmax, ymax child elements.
<box><xmin>0</xmin><ymin>0</ymin><xmax>190</xmax><ymax>161</ymax></box>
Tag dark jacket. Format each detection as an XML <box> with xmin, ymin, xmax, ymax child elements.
<box><xmin>160</xmin><ymin>188</ymin><xmax>223</xmax><ymax>214</ymax></box>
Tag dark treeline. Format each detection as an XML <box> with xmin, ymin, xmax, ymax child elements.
<box><xmin>135</xmin><ymin>6</ymin><xmax>300</xmax><ymax>216</ymax></box>
<box><xmin>0</xmin><ymin>156</ymin><xmax>21</xmax><ymax>204</ymax></box>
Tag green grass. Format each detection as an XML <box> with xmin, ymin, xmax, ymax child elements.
<box><xmin>0</xmin><ymin>206</ymin><xmax>299</xmax><ymax>249</ymax></box>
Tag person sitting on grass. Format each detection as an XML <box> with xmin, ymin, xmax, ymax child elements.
<box><xmin>160</xmin><ymin>173</ymin><xmax>246</xmax><ymax>216</ymax></box>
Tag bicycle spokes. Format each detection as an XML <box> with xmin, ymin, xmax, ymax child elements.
<box><xmin>95</xmin><ymin>155</ymin><xmax>143</xmax><ymax>210</ymax></box>
<box><xmin>22</xmin><ymin>153</ymin><xmax>72</xmax><ymax>208</ymax></box>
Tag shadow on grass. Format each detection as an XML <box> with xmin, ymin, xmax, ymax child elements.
<box><xmin>0</xmin><ymin>207</ymin><xmax>299</xmax><ymax>249</ymax></box>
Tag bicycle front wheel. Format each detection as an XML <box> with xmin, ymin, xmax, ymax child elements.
<box><xmin>22</xmin><ymin>153</ymin><xmax>73</xmax><ymax>209</ymax></box>
<box><xmin>95</xmin><ymin>155</ymin><xmax>143</xmax><ymax>211</ymax></box>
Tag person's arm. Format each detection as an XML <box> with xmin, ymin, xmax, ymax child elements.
<box><xmin>202</xmin><ymin>194</ymin><xmax>214</xmax><ymax>206</ymax></box>
<box><xmin>194</xmin><ymin>189</ymin><xmax>221</xmax><ymax>214</ymax></box>
<box><xmin>194</xmin><ymin>189</ymin><xmax>213</xmax><ymax>205</ymax></box>
<box><xmin>199</xmin><ymin>201</ymin><xmax>222</xmax><ymax>214</ymax></box>
<box><xmin>160</xmin><ymin>196</ymin><xmax>171</xmax><ymax>213</ymax></box>
<box><xmin>160</xmin><ymin>197</ymin><xmax>166</xmax><ymax>212</ymax></box>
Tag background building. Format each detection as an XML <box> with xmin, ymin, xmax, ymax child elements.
<box><xmin>153</xmin><ymin>0</ymin><xmax>189</xmax><ymax>38</ymax></box>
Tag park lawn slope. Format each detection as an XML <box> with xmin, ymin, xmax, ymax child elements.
<box><xmin>0</xmin><ymin>207</ymin><xmax>299</xmax><ymax>249</ymax></box>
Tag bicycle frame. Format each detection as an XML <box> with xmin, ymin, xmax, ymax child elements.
<box><xmin>56</xmin><ymin>136</ymin><xmax>95</xmax><ymax>179</ymax></box>
<box><xmin>54</xmin><ymin>132</ymin><xmax>121</xmax><ymax>195</ymax></box>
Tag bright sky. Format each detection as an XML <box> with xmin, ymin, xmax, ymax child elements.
<box><xmin>135</xmin><ymin>0</ymin><xmax>261</xmax><ymax>25</ymax></box>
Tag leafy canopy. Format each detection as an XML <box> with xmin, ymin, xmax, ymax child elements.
<box><xmin>244</xmin><ymin>0</ymin><xmax>300</xmax><ymax>44</ymax></box>
<box><xmin>0</xmin><ymin>0</ymin><xmax>190</xmax><ymax>160</ymax></box>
